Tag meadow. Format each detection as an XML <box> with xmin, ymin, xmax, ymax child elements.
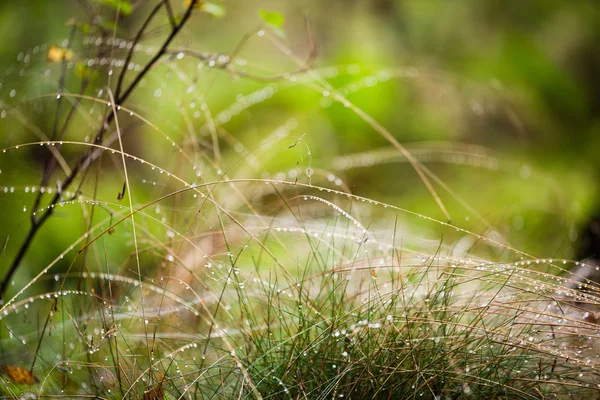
<box><xmin>0</xmin><ymin>1</ymin><xmax>600</xmax><ymax>398</ymax></box>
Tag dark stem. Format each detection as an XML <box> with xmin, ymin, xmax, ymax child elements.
<box><xmin>114</xmin><ymin>1</ymin><xmax>164</xmax><ymax>100</ymax></box>
<box><xmin>117</xmin><ymin>0</ymin><xmax>196</xmax><ymax>103</ymax></box>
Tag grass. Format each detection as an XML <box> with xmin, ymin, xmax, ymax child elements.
<box><xmin>0</xmin><ymin>2</ymin><xmax>599</xmax><ymax>399</ymax></box>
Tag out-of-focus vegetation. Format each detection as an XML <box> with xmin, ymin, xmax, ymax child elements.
<box><xmin>2</xmin><ymin>0</ymin><xmax>600</xmax><ymax>259</ymax></box>
<box><xmin>0</xmin><ymin>0</ymin><xmax>599</xmax><ymax>398</ymax></box>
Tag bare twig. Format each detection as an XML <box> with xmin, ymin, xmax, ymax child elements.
<box><xmin>115</xmin><ymin>1</ymin><xmax>164</xmax><ymax>100</ymax></box>
<box><xmin>166</xmin><ymin>14</ymin><xmax>317</xmax><ymax>83</ymax></box>
<box><xmin>162</xmin><ymin>0</ymin><xmax>176</xmax><ymax>29</ymax></box>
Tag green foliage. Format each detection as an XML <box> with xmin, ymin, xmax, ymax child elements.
<box><xmin>259</xmin><ymin>9</ymin><xmax>286</xmax><ymax>38</ymax></box>
<box><xmin>93</xmin><ymin>0</ymin><xmax>133</xmax><ymax>15</ymax></box>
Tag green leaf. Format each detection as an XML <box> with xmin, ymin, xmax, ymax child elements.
<box><xmin>75</xmin><ymin>62</ymin><xmax>98</xmax><ymax>81</ymax></box>
<box><xmin>94</xmin><ymin>0</ymin><xmax>133</xmax><ymax>16</ymax></box>
<box><xmin>201</xmin><ymin>2</ymin><xmax>226</xmax><ymax>18</ymax></box>
<box><xmin>259</xmin><ymin>9</ymin><xmax>285</xmax><ymax>28</ymax></box>
<box><xmin>78</xmin><ymin>23</ymin><xmax>91</xmax><ymax>34</ymax></box>
<box><xmin>259</xmin><ymin>9</ymin><xmax>286</xmax><ymax>38</ymax></box>
<box><xmin>99</xmin><ymin>19</ymin><xmax>117</xmax><ymax>31</ymax></box>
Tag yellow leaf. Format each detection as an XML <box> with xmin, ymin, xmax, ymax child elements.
<box><xmin>47</xmin><ymin>45</ymin><xmax>73</xmax><ymax>63</ymax></box>
<box><xmin>1</xmin><ymin>365</ymin><xmax>38</xmax><ymax>386</ymax></box>
<box><xmin>183</xmin><ymin>0</ymin><xmax>203</xmax><ymax>9</ymax></box>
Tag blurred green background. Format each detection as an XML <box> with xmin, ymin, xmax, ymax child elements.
<box><xmin>1</xmin><ymin>0</ymin><xmax>600</xmax><ymax>290</ymax></box>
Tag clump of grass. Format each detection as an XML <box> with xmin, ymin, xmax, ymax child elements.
<box><xmin>0</xmin><ymin>2</ymin><xmax>599</xmax><ymax>399</ymax></box>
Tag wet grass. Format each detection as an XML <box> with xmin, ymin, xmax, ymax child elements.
<box><xmin>0</xmin><ymin>3</ymin><xmax>599</xmax><ymax>399</ymax></box>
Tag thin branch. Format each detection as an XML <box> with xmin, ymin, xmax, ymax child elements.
<box><xmin>117</xmin><ymin>0</ymin><xmax>197</xmax><ymax>104</ymax></box>
<box><xmin>115</xmin><ymin>1</ymin><xmax>164</xmax><ymax>100</ymax></box>
<box><xmin>162</xmin><ymin>0</ymin><xmax>176</xmax><ymax>30</ymax></box>
<box><xmin>166</xmin><ymin>14</ymin><xmax>318</xmax><ymax>83</ymax></box>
